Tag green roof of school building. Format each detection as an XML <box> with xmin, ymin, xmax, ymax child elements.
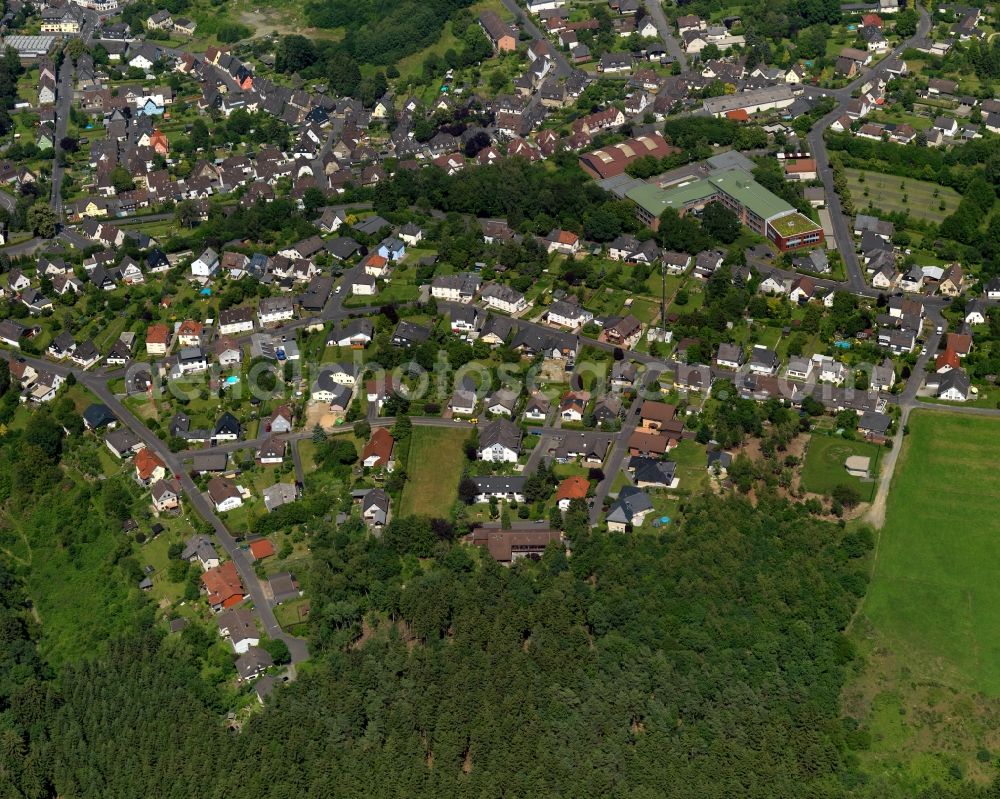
<box><xmin>626</xmin><ymin>179</ymin><xmax>719</xmax><ymax>216</ymax></box>
<box><xmin>706</xmin><ymin>168</ymin><xmax>794</xmax><ymax>221</ymax></box>
<box><xmin>767</xmin><ymin>211</ymin><xmax>822</xmax><ymax>237</ymax></box>
<box><xmin>625</xmin><ymin>166</ymin><xmax>797</xmax><ymax>224</ymax></box>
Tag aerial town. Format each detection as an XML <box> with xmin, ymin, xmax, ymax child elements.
<box><xmin>1</xmin><ymin>0</ymin><xmax>1000</xmax><ymax>794</ymax></box>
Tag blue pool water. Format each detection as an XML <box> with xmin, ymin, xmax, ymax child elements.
<box><xmin>225</xmin><ymin>376</ymin><xmax>240</xmax><ymax>385</ymax></box>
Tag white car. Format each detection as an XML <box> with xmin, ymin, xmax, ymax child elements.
<box><xmin>334</xmin><ymin>286</ymin><xmax>342</xmax><ymax>294</ymax></box>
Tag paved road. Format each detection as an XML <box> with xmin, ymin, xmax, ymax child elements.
<box><xmin>588</xmin><ymin>366</ymin><xmax>661</xmax><ymax>524</ymax></box>
<box><xmin>642</xmin><ymin>0</ymin><xmax>687</xmax><ymax>71</ymax></box>
<box><xmin>50</xmin><ymin>10</ymin><xmax>99</xmax><ymax>223</ymax></box>
<box><xmin>6</xmin><ymin>344</ymin><xmax>311</xmax><ymax>664</ymax></box>
<box><xmin>806</xmin><ymin>7</ymin><xmax>933</xmax><ymax>292</ymax></box>
<box><xmin>84</xmin><ymin>376</ymin><xmax>310</xmax><ymax>664</ymax></box>
<box><xmin>1</xmin><ymin>236</ymin><xmax>44</xmax><ymax>256</ymax></box>
<box><xmin>58</xmin><ymin>227</ymin><xmax>92</xmax><ymax>250</ymax></box>
<box><xmin>50</xmin><ymin>50</ymin><xmax>74</xmax><ymax>222</ymax></box>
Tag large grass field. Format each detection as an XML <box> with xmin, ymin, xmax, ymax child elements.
<box><xmin>864</xmin><ymin>412</ymin><xmax>1000</xmax><ymax>693</ymax></box>
<box><xmin>801</xmin><ymin>434</ymin><xmax>882</xmax><ymax>498</ymax></box>
<box><xmin>842</xmin><ymin>411</ymin><xmax>1000</xmax><ymax>792</ymax></box>
<box><xmin>398</xmin><ymin>427</ymin><xmax>469</xmax><ymax>517</ymax></box>
<box><xmin>844</xmin><ymin>168</ymin><xmax>961</xmax><ymax>224</ymax></box>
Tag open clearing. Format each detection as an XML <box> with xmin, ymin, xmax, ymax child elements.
<box><xmin>800</xmin><ymin>434</ymin><xmax>881</xmax><ymax>498</ymax></box>
<box><xmin>843</xmin><ymin>411</ymin><xmax>1000</xmax><ymax>792</ymax></box>
<box><xmin>863</xmin><ymin>411</ymin><xmax>1000</xmax><ymax>693</ymax></box>
<box><xmin>398</xmin><ymin>427</ymin><xmax>468</xmax><ymax>517</ymax></box>
<box><xmin>843</xmin><ymin>168</ymin><xmax>961</xmax><ymax>224</ymax></box>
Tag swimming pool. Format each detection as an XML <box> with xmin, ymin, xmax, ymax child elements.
<box><xmin>225</xmin><ymin>376</ymin><xmax>240</xmax><ymax>385</ymax></box>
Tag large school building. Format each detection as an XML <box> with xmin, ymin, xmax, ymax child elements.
<box><xmin>625</xmin><ymin>166</ymin><xmax>824</xmax><ymax>252</ymax></box>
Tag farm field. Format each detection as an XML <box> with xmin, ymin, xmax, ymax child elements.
<box><xmin>843</xmin><ymin>411</ymin><xmax>1000</xmax><ymax>793</ymax></box>
<box><xmin>864</xmin><ymin>412</ymin><xmax>1000</xmax><ymax>693</ymax></box>
<box><xmin>800</xmin><ymin>434</ymin><xmax>882</xmax><ymax>498</ymax></box>
<box><xmin>843</xmin><ymin>168</ymin><xmax>961</xmax><ymax>224</ymax></box>
<box><xmin>397</xmin><ymin>426</ymin><xmax>468</xmax><ymax>516</ymax></box>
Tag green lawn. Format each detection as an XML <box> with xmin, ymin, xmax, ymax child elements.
<box><xmin>800</xmin><ymin>434</ymin><xmax>882</xmax><ymax>498</ymax></box>
<box><xmin>842</xmin><ymin>412</ymin><xmax>1000</xmax><ymax>791</ymax></box>
<box><xmin>843</xmin><ymin>168</ymin><xmax>962</xmax><ymax>224</ymax></box>
<box><xmin>865</xmin><ymin>412</ymin><xmax>1000</xmax><ymax>694</ymax></box>
<box><xmin>398</xmin><ymin>427</ymin><xmax>469</xmax><ymax>516</ymax></box>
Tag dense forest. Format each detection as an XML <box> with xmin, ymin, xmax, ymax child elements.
<box><xmin>303</xmin><ymin>0</ymin><xmax>474</xmax><ymax>66</ymax></box>
<box><xmin>6</xmin><ymin>375</ymin><xmax>1000</xmax><ymax>796</ymax></box>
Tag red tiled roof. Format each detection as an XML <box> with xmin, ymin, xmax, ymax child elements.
<box><xmin>248</xmin><ymin>539</ymin><xmax>275</xmax><ymax>560</ymax></box>
<box><xmin>946</xmin><ymin>332</ymin><xmax>972</xmax><ymax>355</ymax></box>
<box><xmin>178</xmin><ymin>319</ymin><xmax>203</xmax><ymax>336</ymax></box>
<box><xmin>146</xmin><ymin>323</ymin><xmax>169</xmax><ymax>344</ymax></box>
<box><xmin>361</xmin><ymin>427</ymin><xmax>394</xmax><ymax>468</ymax></box>
<box><xmin>936</xmin><ymin>349</ymin><xmax>960</xmax><ymax>371</ymax></box>
<box><xmin>202</xmin><ymin>560</ymin><xmax>244</xmax><ymax>607</ymax></box>
<box><xmin>556</xmin><ymin>476</ymin><xmax>589</xmax><ymax>501</ymax></box>
<box><xmin>134</xmin><ymin>447</ymin><xmax>165</xmax><ymax>480</ymax></box>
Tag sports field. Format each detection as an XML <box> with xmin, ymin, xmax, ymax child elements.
<box><xmin>844</xmin><ymin>168</ymin><xmax>962</xmax><ymax>224</ymax></box>
<box><xmin>398</xmin><ymin>426</ymin><xmax>469</xmax><ymax>517</ymax></box>
<box><xmin>800</xmin><ymin>434</ymin><xmax>882</xmax><ymax>499</ymax></box>
<box><xmin>863</xmin><ymin>411</ymin><xmax>1000</xmax><ymax>694</ymax></box>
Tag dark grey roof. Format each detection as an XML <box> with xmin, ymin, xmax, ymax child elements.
<box><xmin>82</xmin><ymin>402</ymin><xmax>116</xmax><ymax>429</ymax></box>
<box><xmin>606</xmin><ymin>486</ymin><xmax>653</xmax><ymax>524</ymax></box>
<box><xmin>472</xmin><ymin>476</ymin><xmax>527</xmax><ymax>493</ymax></box>
<box><xmin>858</xmin><ymin>411</ymin><xmax>891</xmax><ymax>434</ymax></box>
<box><xmin>479</xmin><ymin>419</ymin><xmax>522</xmax><ymax>452</ymax></box>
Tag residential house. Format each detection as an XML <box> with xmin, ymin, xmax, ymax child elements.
<box><xmin>235</xmin><ymin>646</ymin><xmax>273</xmax><ymax>681</ymax></box>
<box><xmin>190</xmin><ymin>247</ymin><xmax>219</xmax><ymax>278</ymax></box>
<box><xmin>181</xmin><ymin>535</ymin><xmax>220</xmax><ymax>571</ymax></box>
<box><xmin>748</xmin><ymin>345</ymin><xmax>779</xmax><ymax>375</ymax></box>
<box><xmin>469</xmin><ymin>527</ymin><xmax>563</xmax><ymax>564</ymax></box>
<box><xmin>472</xmin><ymin>476</ymin><xmax>526</xmax><ymax>504</ymax></box>
<box><xmin>207</xmin><ymin>477</ymin><xmax>243</xmax><ymax>512</ymax></box>
<box><xmin>556</xmin><ymin>475</ymin><xmax>589</xmax><ymax>510</ymax></box>
<box><xmin>145</xmin><ymin>323</ymin><xmax>170</xmax><ymax>356</ymax></box>
<box><xmin>217</xmin><ymin>607</ymin><xmax>258</xmax><ymax>654</ymax></box>
<box><xmin>262</xmin><ymin>483</ymin><xmax>297</xmax><ymax>513</ymax></box>
<box><xmin>256</xmin><ymin>436</ymin><xmax>286</xmax><ymax>465</ymax></box>
<box><xmin>478</xmin><ymin>419</ymin><xmax>522</xmax><ymax>462</ymax></box>
<box><xmin>481</xmin><ymin>283</ymin><xmax>529</xmax><ymax>315</ymax></box>
<box><xmin>362</xmin><ymin>427</ymin><xmax>394</xmax><ymax>470</ymax></box>
<box><xmin>258</xmin><ymin>296</ymin><xmax>294</xmax><ymax>326</ymax></box>
<box><xmin>134</xmin><ymin>447</ymin><xmax>166</xmax><ymax>485</ymax></box>
<box><xmin>362</xmin><ymin>488</ymin><xmax>390</xmax><ymax>528</ymax></box>
<box><xmin>150</xmin><ymin>479</ymin><xmax>180</xmax><ymax>512</ymax></box>
<box><xmin>606</xmin><ymin>486</ymin><xmax>654</xmax><ymax>531</ymax></box>
<box><xmin>715</xmin><ymin>342</ymin><xmax>744</xmax><ymax>370</ymax></box>
<box><xmin>218</xmin><ymin>306</ymin><xmax>255</xmax><ymax>335</ymax></box>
